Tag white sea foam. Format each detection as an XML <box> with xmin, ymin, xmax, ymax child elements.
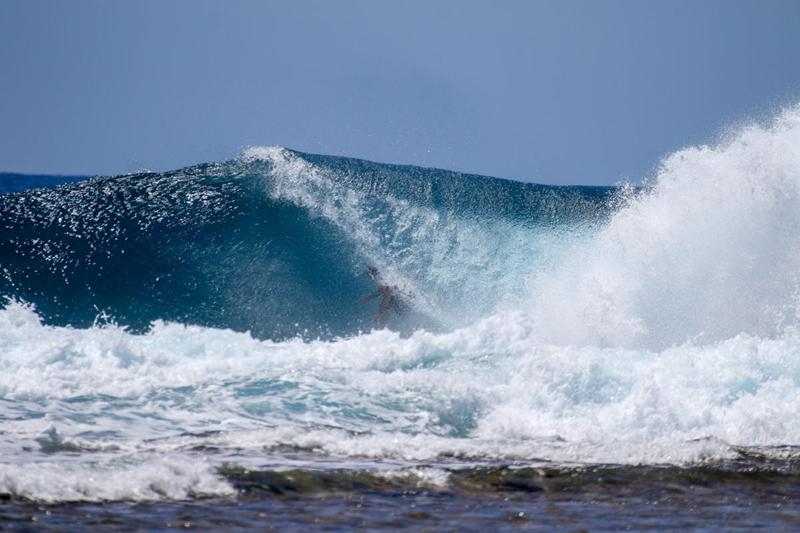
<box><xmin>2</xmin><ymin>299</ymin><xmax>800</xmax><ymax>471</ymax></box>
<box><xmin>379</xmin><ymin>467</ymin><xmax>451</xmax><ymax>488</ymax></box>
<box><xmin>0</xmin><ymin>455</ymin><xmax>235</xmax><ymax>502</ymax></box>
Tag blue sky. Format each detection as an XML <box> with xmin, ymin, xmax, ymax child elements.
<box><xmin>1</xmin><ymin>0</ymin><xmax>799</xmax><ymax>185</ymax></box>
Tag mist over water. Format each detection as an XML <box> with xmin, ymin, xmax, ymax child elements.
<box><xmin>2</xmin><ymin>106</ymin><xmax>800</xmax><ymax>502</ymax></box>
<box><xmin>528</xmin><ymin>106</ymin><xmax>800</xmax><ymax>349</ymax></box>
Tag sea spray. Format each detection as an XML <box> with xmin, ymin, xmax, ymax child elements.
<box><xmin>528</xmin><ymin>105</ymin><xmax>800</xmax><ymax>349</ymax></box>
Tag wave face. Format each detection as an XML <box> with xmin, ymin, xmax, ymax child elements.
<box><xmin>3</xmin><ymin>106</ymin><xmax>800</xmax><ymax>503</ymax></box>
<box><xmin>0</xmin><ymin>148</ymin><xmax>610</xmax><ymax>339</ymax></box>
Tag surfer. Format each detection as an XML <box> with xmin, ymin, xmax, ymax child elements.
<box><xmin>358</xmin><ymin>267</ymin><xmax>404</xmax><ymax>327</ymax></box>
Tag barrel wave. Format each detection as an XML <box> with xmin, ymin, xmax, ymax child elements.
<box><xmin>0</xmin><ymin>147</ymin><xmax>611</xmax><ymax>339</ymax></box>
<box><xmin>2</xmin><ymin>106</ymin><xmax>800</xmax><ymax>504</ymax></box>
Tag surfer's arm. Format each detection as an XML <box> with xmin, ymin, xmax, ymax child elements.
<box><xmin>358</xmin><ymin>290</ymin><xmax>380</xmax><ymax>303</ymax></box>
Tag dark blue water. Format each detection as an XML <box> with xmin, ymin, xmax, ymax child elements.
<box><xmin>0</xmin><ymin>172</ymin><xmax>87</xmax><ymax>195</ymax></box>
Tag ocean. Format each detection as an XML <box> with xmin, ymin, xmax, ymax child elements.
<box><xmin>1</xmin><ymin>107</ymin><xmax>800</xmax><ymax>530</ymax></box>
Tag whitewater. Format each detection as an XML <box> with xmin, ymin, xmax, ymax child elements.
<box><xmin>2</xmin><ymin>106</ymin><xmax>800</xmax><ymax>506</ymax></box>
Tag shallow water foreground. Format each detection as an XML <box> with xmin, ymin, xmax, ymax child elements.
<box><xmin>2</xmin><ymin>463</ymin><xmax>799</xmax><ymax>531</ymax></box>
